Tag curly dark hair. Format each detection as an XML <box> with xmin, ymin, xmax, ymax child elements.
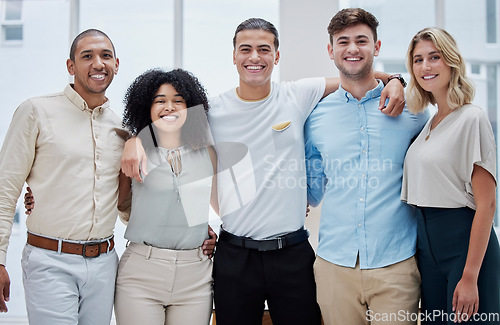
<box><xmin>122</xmin><ymin>68</ymin><xmax>211</xmax><ymax>150</ymax></box>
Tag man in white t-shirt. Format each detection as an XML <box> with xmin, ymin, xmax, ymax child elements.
<box><xmin>121</xmin><ymin>17</ymin><xmax>405</xmax><ymax>325</ymax></box>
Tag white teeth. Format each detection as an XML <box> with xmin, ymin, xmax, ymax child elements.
<box><xmin>346</xmin><ymin>58</ymin><xmax>361</xmax><ymax>61</ymax></box>
<box><xmin>91</xmin><ymin>74</ymin><xmax>105</xmax><ymax>79</ymax></box>
<box><xmin>162</xmin><ymin>115</ymin><xmax>177</xmax><ymax>121</ymax></box>
<box><xmin>423</xmin><ymin>75</ymin><xmax>437</xmax><ymax>80</ymax></box>
<box><xmin>247</xmin><ymin>66</ymin><xmax>263</xmax><ymax>70</ymax></box>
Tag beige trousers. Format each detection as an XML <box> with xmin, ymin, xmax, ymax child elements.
<box><xmin>314</xmin><ymin>256</ymin><xmax>421</xmax><ymax>325</ymax></box>
<box><xmin>114</xmin><ymin>242</ymin><xmax>213</xmax><ymax>325</ymax></box>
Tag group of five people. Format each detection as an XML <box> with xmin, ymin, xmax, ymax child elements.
<box><xmin>0</xmin><ymin>7</ymin><xmax>499</xmax><ymax>325</ymax></box>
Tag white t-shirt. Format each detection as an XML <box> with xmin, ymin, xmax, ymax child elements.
<box><xmin>208</xmin><ymin>78</ymin><xmax>325</xmax><ymax>239</ymax></box>
<box><xmin>401</xmin><ymin>104</ymin><xmax>497</xmax><ymax>209</ymax></box>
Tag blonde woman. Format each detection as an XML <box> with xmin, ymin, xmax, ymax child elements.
<box><xmin>402</xmin><ymin>27</ymin><xmax>500</xmax><ymax>324</ymax></box>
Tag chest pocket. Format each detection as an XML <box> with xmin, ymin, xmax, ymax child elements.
<box><xmin>272</xmin><ymin>121</ymin><xmax>296</xmax><ymax>150</ymax></box>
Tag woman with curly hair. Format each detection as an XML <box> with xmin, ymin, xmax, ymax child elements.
<box><xmin>114</xmin><ymin>68</ymin><xmax>218</xmax><ymax>325</ymax></box>
<box><xmin>401</xmin><ymin>28</ymin><xmax>500</xmax><ymax>324</ymax></box>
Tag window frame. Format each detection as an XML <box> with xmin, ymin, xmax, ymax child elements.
<box><xmin>1</xmin><ymin>0</ymin><xmax>24</xmax><ymax>45</ymax></box>
<box><xmin>486</xmin><ymin>0</ymin><xmax>498</xmax><ymax>44</ymax></box>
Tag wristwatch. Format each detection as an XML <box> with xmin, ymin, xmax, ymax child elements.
<box><xmin>387</xmin><ymin>73</ymin><xmax>407</xmax><ymax>88</ymax></box>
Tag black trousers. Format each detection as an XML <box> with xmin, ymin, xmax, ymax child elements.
<box><xmin>213</xmin><ymin>238</ymin><xmax>321</xmax><ymax>325</ymax></box>
<box><xmin>418</xmin><ymin>207</ymin><xmax>500</xmax><ymax>325</ymax></box>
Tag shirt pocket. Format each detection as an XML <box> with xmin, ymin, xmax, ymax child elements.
<box><xmin>272</xmin><ymin>121</ymin><xmax>296</xmax><ymax>150</ymax></box>
<box><xmin>380</xmin><ymin>130</ymin><xmax>411</xmax><ymax>165</ymax></box>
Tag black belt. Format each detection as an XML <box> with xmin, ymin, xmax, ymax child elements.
<box><xmin>219</xmin><ymin>228</ymin><xmax>309</xmax><ymax>251</ymax></box>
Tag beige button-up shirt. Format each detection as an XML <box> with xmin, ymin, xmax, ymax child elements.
<box><xmin>0</xmin><ymin>85</ymin><xmax>127</xmax><ymax>265</ymax></box>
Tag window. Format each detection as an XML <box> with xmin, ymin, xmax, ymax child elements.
<box><xmin>487</xmin><ymin>64</ymin><xmax>498</xmax><ymax>142</ymax></box>
<box><xmin>471</xmin><ymin>63</ymin><xmax>481</xmax><ymax>75</ymax></box>
<box><xmin>1</xmin><ymin>0</ymin><xmax>23</xmax><ymax>43</ymax></box>
<box><xmin>486</xmin><ymin>0</ymin><xmax>497</xmax><ymax>43</ymax></box>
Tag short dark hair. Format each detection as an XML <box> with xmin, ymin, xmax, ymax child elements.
<box><xmin>122</xmin><ymin>68</ymin><xmax>210</xmax><ymax>150</ymax></box>
<box><xmin>327</xmin><ymin>8</ymin><xmax>379</xmax><ymax>44</ymax></box>
<box><xmin>233</xmin><ymin>18</ymin><xmax>279</xmax><ymax>50</ymax></box>
<box><xmin>69</xmin><ymin>29</ymin><xmax>116</xmax><ymax>61</ymax></box>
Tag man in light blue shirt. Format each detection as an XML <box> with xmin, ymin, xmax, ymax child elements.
<box><xmin>305</xmin><ymin>8</ymin><xmax>429</xmax><ymax>325</ymax></box>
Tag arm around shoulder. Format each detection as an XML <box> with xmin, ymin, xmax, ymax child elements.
<box><xmin>323</xmin><ymin>77</ymin><xmax>340</xmax><ymax>99</ymax></box>
<box><xmin>121</xmin><ymin>136</ymin><xmax>147</xmax><ymax>182</ymax></box>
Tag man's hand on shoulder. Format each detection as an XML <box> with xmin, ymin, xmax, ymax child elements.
<box><xmin>379</xmin><ymin>77</ymin><xmax>405</xmax><ymax>117</ymax></box>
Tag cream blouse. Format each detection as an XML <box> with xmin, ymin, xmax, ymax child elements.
<box><xmin>401</xmin><ymin>104</ymin><xmax>496</xmax><ymax>209</ymax></box>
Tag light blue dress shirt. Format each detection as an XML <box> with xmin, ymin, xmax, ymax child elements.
<box><xmin>305</xmin><ymin>81</ymin><xmax>429</xmax><ymax>269</ymax></box>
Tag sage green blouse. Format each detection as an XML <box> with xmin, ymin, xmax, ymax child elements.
<box><xmin>125</xmin><ymin>145</ymin><xmax>213</xmax><ymax>249</ymax></box>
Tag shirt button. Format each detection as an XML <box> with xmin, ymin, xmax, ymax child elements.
<box><xmin>96</xmin><ymin>155</ymin><xmax>101</xmax><ymax>160</ymax></box>
<box><xmin>358</xmin><ymin>223</ymin><xmax>362</xmax><ymax>227</ymax></box>
<box><xmin>360</xmin><ymin>127</ymin><xmax>365</xmax><ymax>131</ymax></box>
<box><xmin>360</xmin><ymin>197</ymin><xmax>364</xmax><ymax>202</ymax></box>
<box><xmin>362</xmin><ymin>149</ymin><xmax>367</xmax><ymax>154</ymax></box>
<box><xmin>96</xmin><ymin>197</ymin><xmax>100</xmax><ymax>202</ymax></box>
<box><xmin>96</xmin><ymin>175</ymin><xmax>100</xmax><ymax>180</ymax></box>
<box><xmin>358</xmin><ymin>104</ymin><xmax>362</xmax><ymax>108</ymax></box>
<box><xmin>362</xmin><ymin>173</ymin><xmax>366</xmax><ymax>178</ymax></box>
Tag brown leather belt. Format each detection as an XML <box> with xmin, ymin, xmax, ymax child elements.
<box><xmin>27</xmin><ymin>233</ymin><xmax>114</xmax><ymax>258</ymax></box>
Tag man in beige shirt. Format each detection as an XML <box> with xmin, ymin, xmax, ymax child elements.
<box><xmin>0</xmin><ymin>29</ymin><xmax>125</xmax><ymax>325</ymax></box>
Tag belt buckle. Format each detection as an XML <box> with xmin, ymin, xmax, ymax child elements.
<box><xmin>82</xmin><ymin>241</ymin><xmax>101</xmax><ymax>258</ymax></box>
<box><xmin>257</xmin><ymin>238</ymin><xmax>283</xmax><ymax>251</ymax></box>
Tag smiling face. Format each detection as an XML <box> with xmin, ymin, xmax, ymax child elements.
<box><xmin>411</xmin><ymin>39</ymin><xmax>451</xmax><ymax>97</ymax></box>
<box><xmin>328</xmin><ymin>23</ymin><xmax>380</xmax><ymax>82</ymax></box>
<box><xmin>66</xmin><ymin>35</ymin><xmax>119</xmax><ymax>106</ymax></box>
<box><xmin>233</xmin><ymin>29</ymin><xmax>280</xmax><ymax>90</ymax></box>
<box><xmin>150</xmin><ymin>83</ymin><xmax>187</xmax><ymax>135</ymax></box>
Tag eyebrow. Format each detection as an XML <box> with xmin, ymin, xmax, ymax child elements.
<box><xmin>238</xmin><ymin>44</ymin><xmax>272</xmax><ymax>50</ymax></box>
<box><xmin>79</xmin><ymin>49</ymin><xmax>114</xmax><ymax>56</ymax></box>
<box><xmin>413</xmin><ymin>50</ymin><xmax>440</xmax><ymax>59</ymax></box>
<box><xmin>336</xmin><ymin>35</ymin><xmax>369</xmax><ymax>42</ymax></box>
<box><xmin>152</xmin><ymin>93</ymin><xmax>183</xmax><ymax>99</ymax></box>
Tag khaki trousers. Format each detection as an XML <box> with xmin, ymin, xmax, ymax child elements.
<box><xmin>114</xmin><ymin>242</ymin><xmax>213</xmax><ymax>325</ymax></box>
<box><xmin>314</xmin><ymin>256</ymin><xmax>421</xmax><ymax>325</ymax></box>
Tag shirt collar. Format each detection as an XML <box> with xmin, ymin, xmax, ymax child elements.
<box><xmin>64</xmin><ymin>84</ymin><xmax>110</xmax><ymax>114</ymax></box>
<box><xmin>338</xmin><ymin>80</ymin><xmax>384</xmax><ymax>104</ymax></box>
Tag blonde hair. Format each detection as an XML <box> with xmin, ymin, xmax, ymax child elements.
<box><xmin>405</xmin><ymin>27</ymin><xmax>475</xmax><ymax>113</ymax></box>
